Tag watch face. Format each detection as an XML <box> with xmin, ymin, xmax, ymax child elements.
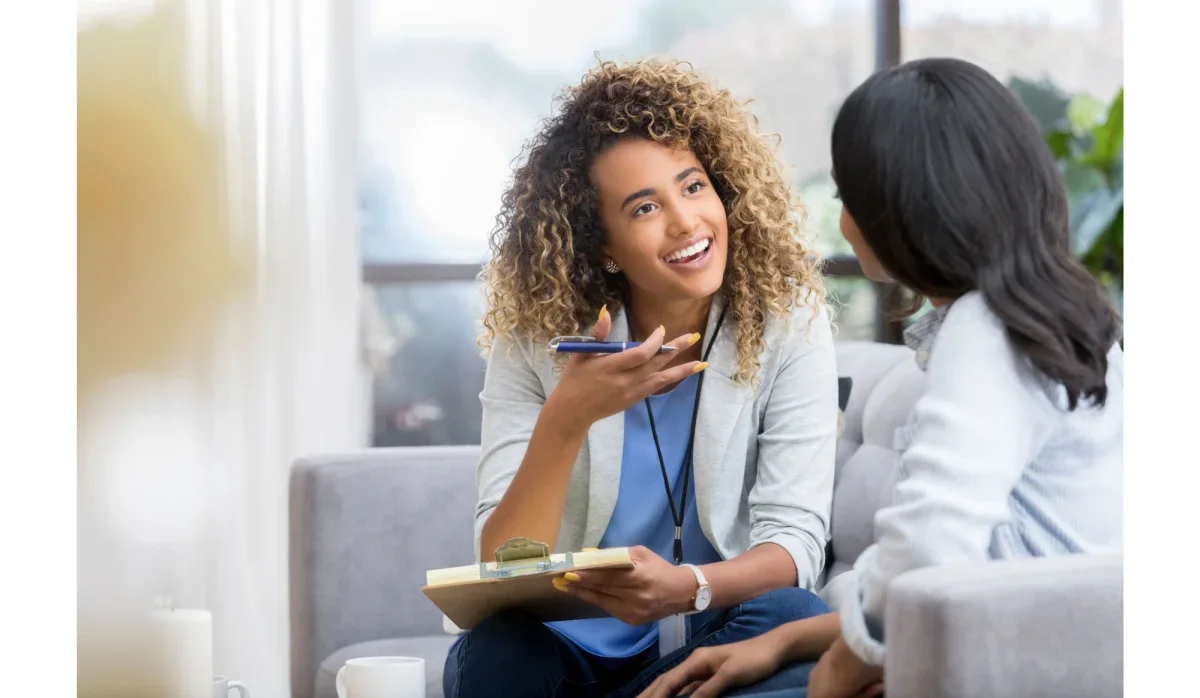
<box><xmin>695</xmin><ymin>586</ymin><xmax>712</xmax><ymax>611</ymax></box>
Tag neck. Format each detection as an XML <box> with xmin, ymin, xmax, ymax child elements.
<box><xmin>626</xmin><ymin>291</ymin><xmax>714</xmax><ymax>344</ymax></box>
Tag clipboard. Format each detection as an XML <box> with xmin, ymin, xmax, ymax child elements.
<box><xmin>422</xmin><ymin>537</ymin><xmax>634</xmax><ymax>630</ymax></box>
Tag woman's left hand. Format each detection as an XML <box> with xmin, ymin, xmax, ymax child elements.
<box><xmin>555</xmin><ymin>545</ymin><xmax>697</xmax><ymax>626</ymax></box>
<box><xmin>808</xmin><ymin>636</ymin><xmax>884</xmax><ymax>698</ymax></box>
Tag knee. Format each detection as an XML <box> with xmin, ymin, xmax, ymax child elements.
<box><xmin>444</xmin><ymin>610</ymin><xmax>558</xmax><ymax>698</ymax></box>
<box><xmin>741</xmin><ymin>587</ymin><xmax>831</xmax><ymax>625</ymax></box>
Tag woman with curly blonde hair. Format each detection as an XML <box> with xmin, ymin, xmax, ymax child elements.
<box><xmin>447</xmin><ymin>59</ymin><xmax>839</xmax><ymax>698</ymax></box>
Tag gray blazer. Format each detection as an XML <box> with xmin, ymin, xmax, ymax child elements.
<box><xmin>475</xmin><ymin>295</ymin><xmax>838</xmax><ymax>587</ymax></box>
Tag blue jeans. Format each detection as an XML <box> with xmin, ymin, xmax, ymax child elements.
<box><xmin>443</xmin><ymin>587</ymin><xmax>827</xmax><ymax>698</ymax></box>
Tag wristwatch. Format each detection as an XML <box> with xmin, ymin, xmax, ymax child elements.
<box><xmin>681</xmin><ymin>563</ymin><xmax>712</xmax><ymax>614</ymax></box>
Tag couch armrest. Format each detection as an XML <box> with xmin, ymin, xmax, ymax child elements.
<box><xmin>289</xmin><ymin>447</ymin><xmax>479</xmax><ymax>698</ymax></box>
<box><xmin>884</xmin><ymin>554</ymin><xmax>1123</xmax><ymax>698</ymax></box>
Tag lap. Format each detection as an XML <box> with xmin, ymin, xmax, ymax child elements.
<box><xmin>444</xmin><ymin>588</ymin><xmax>828</xmax><ymax>698</ymax></box>
<box><xmin>612</xmin><ymin>587</ymin><xmax>829</xmax><ymax>697</ymax></box>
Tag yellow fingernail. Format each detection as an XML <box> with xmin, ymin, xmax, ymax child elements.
<box><xmin>552</xmin><ymin>578</ymin><xmax>569</xmax><ymax>592</ymax></box>
<box><xmin>693</xmin><ymin>362</ymin><xmax>709</xmax><ymax>374</ymax></box>
<box><xmin>687</xmin><ymin>333</ymin><xmax>701</xmax><ymax>347</ymax></box>
<box><xmin>599</xmin><ymin>304</ymin><xmax>609</xmax><ymax>321</ymax></box>
<box><xmin>564</xmin><ymin>572</ymin><xmax>581</xmax><ymax>583</ymax></box>
<box><xmin>657</xmin><ymin>325</ymin><xmax>665</xmax><ymax>335</ymax></box>
<box><xmin>582</xmin><ymin>547</ymin><xmax>600</xmax><ymax>552</ymax></box>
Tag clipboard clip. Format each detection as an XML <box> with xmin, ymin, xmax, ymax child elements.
<box><xmin>479</xmin><ymin>537</ymin><xmax>575</xmax><ymax>579</ymax></box>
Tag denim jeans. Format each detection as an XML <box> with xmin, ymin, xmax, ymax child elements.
<box><xmin>443</xmin><ymin>587</ymin><xmax>828</xmax><ymax>698</ymax></box>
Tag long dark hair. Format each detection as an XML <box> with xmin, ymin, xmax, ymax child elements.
<box><xmin>831</xmin><ymin>57</ymin><xmax>1120</xmax><ymax>409</ymax></box>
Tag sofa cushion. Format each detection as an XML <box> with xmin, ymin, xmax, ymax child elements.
<box><xmin>831</xmin><ymin>444</ymin><xmax>903</xmax><ymax>567</ymax></box>
<box><xmin>829</xmin><ymin>342</ymin><xmax>926</xmax><ymax>575</ymax></box>
<box><xmin>315</xmin><ymin>634</ymin><xmax>457</xmax><ymax>698</ymax></box>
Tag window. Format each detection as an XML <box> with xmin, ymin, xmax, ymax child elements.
<box><xmin>901</xmin><ymin>0</ymin><xmax>1123</xmax><ymax>100</ymax></box>
<box><xmin>360</xmin><ymin>0</ymin><xmax>885</xmax><ymax>446</ymax></box>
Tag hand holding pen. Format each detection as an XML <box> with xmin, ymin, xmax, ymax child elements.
<box><xmin>542</xmin><ymin>305</ymin><xmax>707</xmax><ymax>435</ymax></box>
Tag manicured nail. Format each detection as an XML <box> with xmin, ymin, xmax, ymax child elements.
<box><xmin>692</xmin><ymin>362</ymin><xmax>708</xmax><ymax>374</ymax></box>
<box><xmin>552</xmin><ymin>578</ymin><xmax>569</xmax><ymax>592</ymax></box>
<box><xmin>582</xmin><ymin>547</ymin><xmax>600</xmax><ymax>552</ymax></box>
<box><xmin>687</xmin><ymin>333</ymin><xmax>702</xmax><ymax>347</ymax></box>
<box><xmin>564</xmin><ymin>572</ymin><xmax>581</xmax><ymax>583</ymax></box>
<box><xmin>657</xmin><ymin>325</ymin><xmax>665</xmax><ymax>336</ymax></box>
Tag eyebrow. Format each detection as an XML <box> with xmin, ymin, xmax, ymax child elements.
<box><xmin>619</xmin><ymin>166</ymin><xmax>704</xmax><ymax>210</ymax></box>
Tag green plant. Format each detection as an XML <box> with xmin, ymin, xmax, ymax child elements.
<box><xmin>1009</xmin><ymin>78</ymin><xmax>1124</xmax><ymax>289</ymax></box>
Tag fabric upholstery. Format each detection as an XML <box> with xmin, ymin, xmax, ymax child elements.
<box><xmin>884</xmin><ymin>554</ymin><xmax>1123</xmax><ymax>698</ymax></box>
<box><xmin>289</xmin><ymin>447</ymin><xmax>479</xmax><ymax>698</ymax></box>
<box><xmin>288</xmin><ymin>341</ymin><xmax>1122</xmax><ymax>698</ymax></box>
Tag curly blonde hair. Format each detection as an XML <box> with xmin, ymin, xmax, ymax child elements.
<box><xmin>480</xmin><ymin>59</ymin><xmax>825</xmax><ymax>383</ymax></box>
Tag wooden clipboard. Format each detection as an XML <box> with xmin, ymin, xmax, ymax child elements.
<box><xmin>422</xmin><ymin>537</ymin><xmax>634</xmax><ymax>630</ymax></box>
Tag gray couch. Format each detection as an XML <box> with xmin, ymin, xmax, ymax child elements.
<box><xmin>289</xmin><ymin>341</ymin><xmax>1122</xmax><ymax>698</ymax></box>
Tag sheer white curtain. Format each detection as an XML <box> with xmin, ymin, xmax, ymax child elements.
<box><xmin>183</xmin><ymin>0</ymin><xmax>365</xmax><ymax>693</ymax></box>
<box><xmin>78</xmin><ymin>0</ymin><xmax>364</xmax><ymax>694</ymax></box>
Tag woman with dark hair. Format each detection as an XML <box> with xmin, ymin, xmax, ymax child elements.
<box><xmin>445</xmin><ymin>59</ymin><xmax>841</xmax><ymax>698</ymax></box>
<box><xmin>642</xmin><ymin>57</ymin><xmax>1123</xmax><ymax>698</ymax></box>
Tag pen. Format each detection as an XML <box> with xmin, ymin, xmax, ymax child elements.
<box><xmin>549</xmin><ymin>339</ymin><xmax>677</xmax><ymax>355</ymax></box>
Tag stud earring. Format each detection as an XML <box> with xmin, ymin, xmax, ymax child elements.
<box><xmin>604</xmin><ymin>260</ymin><xmax>620</xmax><ymax>274</ymax></box>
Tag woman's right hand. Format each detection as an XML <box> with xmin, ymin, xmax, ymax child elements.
<box><xmin>546</xmin><ymin>306</ymin><xmax>705</xmax><ymax>434</ymax></box>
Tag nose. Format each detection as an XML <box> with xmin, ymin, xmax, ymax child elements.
<box><xmin>665</xmin><ymin>200</ymin><xmax>701</xmax><ymax>238</ymax></box>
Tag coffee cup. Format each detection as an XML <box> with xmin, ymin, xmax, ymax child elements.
<box><xmin>335</xmin><ymin>656</ymin><xmax>425</xmax><ymax>698</ymax></box>
<box><xmin>212</xmin><ymin>675</ymin><xmax>249</xmax><ymax>698</ymax></box>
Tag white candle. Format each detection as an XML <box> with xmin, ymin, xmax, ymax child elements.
<box><xmin>146</xmin><ymin>607</ymin><xmax>213</xmax><ymax>698</ymax></box>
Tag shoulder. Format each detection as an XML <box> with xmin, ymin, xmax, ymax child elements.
<box><xmin>765</xmin><ymin>287</ymin><xmax>835</xmax><ymax>356</ymax></box>
<box><xmin>753</xmin><ymin>287</ymin><xmax>835</xmax><ymax>385</ymax></box>
<box><xmin>925</xmin><ymin>292</ymin><xmax>1044</xmax><ymax>400</ymax></box>
<box><xmin>482</xmin><ymin>331</ymin><xmax>555</xmax><ymax>388</ymax></box>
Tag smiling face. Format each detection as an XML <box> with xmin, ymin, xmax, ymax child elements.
<box><xmin>592</xmin><ymin>138</ymin><xmax>729</xmax><ymax>305</ymax></box>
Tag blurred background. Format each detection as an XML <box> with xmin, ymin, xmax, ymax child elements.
<box><xmin>360</xmin><ymin>0</ymin><xmax>1124</xmax><ymax>449</ymax></box>
<box><xmin>77</xmin><ymin>0</ymin><xmax>1123</xmax><ymax>695</ymax></box>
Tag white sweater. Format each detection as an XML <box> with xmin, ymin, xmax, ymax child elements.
<box><xmin>841</xmin><ymin>292</ymin><xmax>1124</xmax><ymax>665</ymax></box>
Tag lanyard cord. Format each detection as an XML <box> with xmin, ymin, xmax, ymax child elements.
<box><xmin>627</xmin><ymin>301</ymin><xmax>729</xmax><ymax>565</ymax></box>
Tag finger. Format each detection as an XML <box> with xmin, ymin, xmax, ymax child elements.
<box><xmin>690</xmin><ymin>670</ymin><xmax>734</xmax><ymax>698</ymax></box>
<box><xmin>645</xmin><ymin>360</ymin><xmax>708</xmax><ymax>393</ymax></box>
<box><xmin>604</xmin><ymin>325</ymin><xmax>667</xmax><ymax>369</ymax></box>
<box><xmin>590</xmin><ymin>304</ymin><xmax>612</xmax><ymax>340</ymax></box>
<box><xmin>642</xmin><ymin>659</ymin><xmax>711</xmax><ymax>698</ymax></box>
<box><xmin>854</xmin><ymin>682</ymin><xmax>885</xmax><ymax>698</ymax></box>
<box><xmin>562</xmin><ymin>581</ymin><xmax>625</xmax><ymax>615</ymax></box>
<box><xmin>679</xmin><ymin>681</ymin><xmax>704</xmax><ymax>696</ymax></box>
<box><xmin>566</xmin><ymin>569</ymin><xmax>635</xmax><ymax>591</ymax></box>
<box><xmin>642</xmin><ymin>331</ymin><xmax>701</xmax><ymax>374</ymax></box>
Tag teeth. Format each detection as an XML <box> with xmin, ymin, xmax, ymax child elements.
<box><xmin>664</xmin><ymin>238</ymin><xmax>711</xmax><ymax>263</ymax></box>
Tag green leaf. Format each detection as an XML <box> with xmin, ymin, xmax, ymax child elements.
<box><xmin>1008</xmin><ymin>76</ymin><xmax>1070</xmax><ymax>133</ymax></box>
<box><xmin>1067</xmin><ymin>93</ymin><xmax>1106</xmax><ymax>134</ymax></box>
<box><xmin>1046</xmin><ymin>130</ymin><xmax>1073</xmax><ymax>159</ymax></box>
<box><xmin>1085</xmin><ymin>88</ymin><xmax>1124</xmax><ymax>171</ymax></box>
<box><xmin>1082</xmin><ymin>206</ymin><xmax>1123</xmax><ymax>279</ymax></box>
<box><xmin>1071</xmin><ymin>186</ymin><xmax>1123</xmax><ymax>257</ymax></box>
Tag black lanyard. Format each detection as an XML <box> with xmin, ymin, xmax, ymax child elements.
<box><xmin>626</xmin><ymin>301</ymin><xmax>728</xmax><ymax>565</ymax></box>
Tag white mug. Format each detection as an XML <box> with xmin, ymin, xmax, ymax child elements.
<box><xmin>335</xmin><ymin>656</ymin><xmax>425</xmax><ymax>698</ymax></box>
<box><xmin>212</xmin><ymin>675</ymin><xmax>250</xmax><ymax>698</ymax></box>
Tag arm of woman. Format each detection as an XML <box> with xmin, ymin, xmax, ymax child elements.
<box><xmin>565</xmin><ymin>303</ymin><xmax>839</xmax><ymax>618</ymax></box>
<box><xmin>475</xmin><ymin>332</ymin><xmax>569</xmax><ymax>560</ymax></box>
<box><xmin>839</xmin><ymin>302</ymin><xmax>1051</xmax><ymax>666</ymax></box>
<box><xmin>478</xmin><ymin>313</ymin><xmax>703</xmax><ymax>559</ymax></box>
<box><xmin>732</xmin><ymin>301</ymin><xmax>840</xmax><ymax>590</ymax></box>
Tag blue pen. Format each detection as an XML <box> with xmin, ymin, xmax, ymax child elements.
<box><xmin>548</xmin><ymin>336</ymin><xmax>677</xmax><ymax>355</ymax></box>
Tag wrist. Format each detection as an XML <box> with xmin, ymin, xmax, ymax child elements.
<box><xmin>541</xmin><ymin>394</ymin><xmax>591</xmax><ymax>439</ymax></box>
<box><xmin>670</xmin><ymin>564</ymin><xmax>700</xmax><ymax>615</ymax></box>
